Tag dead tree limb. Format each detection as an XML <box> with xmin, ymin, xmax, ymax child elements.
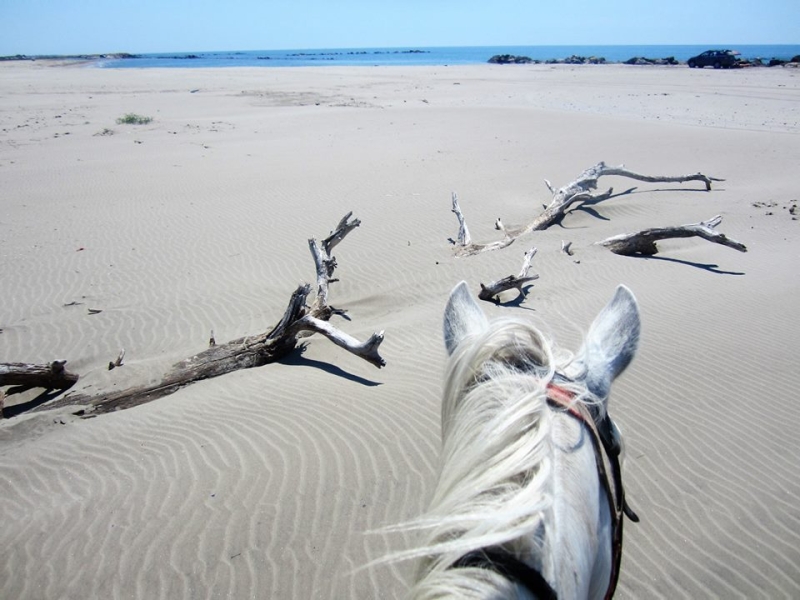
<box><xmin>598</xmin><ymin>215</ymin><xmax>747</xmax><ymax>256</ymax></box>
<box><xmin>108</xmin><ymin>349</ymin><xmax>125</xmax><ymax>371</ymax></box>
<box><xmin>479</xmin><ymin>247</ymin><xmax>539</xmax><ymax>301</ymax></box>
<box><xmin>25</xmin><ymin>213</ymin><xmax>384</xmax><ymax>417</ymax></box>
<box><xmin>0</xmin><ymin>360</ymin><xmax>79</xmax><ymax>390</ymax></box>
<box><xmin>450</xmin><ymin>162</ymin><xmax>722</xmax><ymax>256</ymax></box>
<box><xmin>450</xmin><ymin>192</ymin><xmax>514</xmax><ymax>256</ymax></box>
<box><xmin>288</xmin><ymin>315</ymin><xmax>385</xmax><ymax>368</ymax></box>
<box><xmin>450</xmin><ymin>192</ymin><xmax>471</xmax><ymax>246</ymax></box>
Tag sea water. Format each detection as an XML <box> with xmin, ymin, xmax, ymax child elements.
<box><xmin>98</xmin><ymin>45</ymin><xmax>800</xmax><ymax>68</ymax></box>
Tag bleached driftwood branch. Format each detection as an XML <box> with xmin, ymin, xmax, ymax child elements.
<box><xmin>321</xmin><ymin>211</ymin><xmax>361</xmax><ymax>254</ymax></box>
<box><xmin>310</xmin><ymin>212</ymin><xmax>360</xmax><ymax>317</ymax></box>
<box><xmin>598</xmin><ymin>215</ymin><xmax>747</xmax><ymax>256</ymax></box>
<box><xmin>450</xmin><ymin>162</ymin><xmax>722</xmax><ymax>256</ymax></box>
<box><xmin>0</xmin><ymin>360</ymin><xmax>79</xmax><ymax>390</ymax></box>
<box><xmin>288</xmin><ymin>315</ymin><xmax>385</xmax><ymax>368</ymax></box>
<box><xmin>25</xmin><ymin>213</ymin><xmax>384</xmax><ymax>417</ymax></box>
<box><xmin>108</xmin><ymin>349</ymin><xmax>125</xmax><ymax>370</ymax></box>
<box><xmin>478</xmin><ymin>247</ymin><xmax>539</xmax><ymax>301</ymax></box>
<box><xmin>450</xmin><ymin>192</ymin><xmax>515</xmax><ymax>257</ymax></box>
<box><xmin>451</xmin><ymin>192</ymin><xmax>471</xmax><ymax>246</ymax></box>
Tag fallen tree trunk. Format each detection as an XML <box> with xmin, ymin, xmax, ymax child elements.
<box><xmin>0</xmin><ymin>360</ymin><xmax>79</xmax><ymax>390</ymax></box>
<box><xmin>479</xmin><ymin>247</ymin><xmax>539</xmax><ymax>301</ymax></box>
<box><xmin>451</xmin><ymin>162</ymin><xmax>723</xmax><ymax>255</ymax></box>
<box><xmin>598</xmin><ymin>215</ymin><xmax>747</xmax><ymax>256</ymax></box>
<box><xmin>20</xmin><ymin>212</ymin><xmax>385</xmax><ymax>417</ymax></box>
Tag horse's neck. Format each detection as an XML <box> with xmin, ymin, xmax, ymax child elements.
<box><xmin>547</xmin><ymin>410</ymin><xmax>613</xmax><ymax>600</ymax></box>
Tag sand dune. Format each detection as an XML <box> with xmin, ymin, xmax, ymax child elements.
<box><xmin>1</xmin><ymin>61</ymin><xmax>799</xmax><ymax>598</ymax></box>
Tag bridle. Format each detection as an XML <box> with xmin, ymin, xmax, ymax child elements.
<box><xmin>447</xmin><ymin>380</ymin><xmax>638</xmax><ymax>599</ymax></box>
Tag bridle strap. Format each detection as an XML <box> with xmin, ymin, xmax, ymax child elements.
<box><xmin>546</xmin><ymin>383</ymin><xmax>637</xmax><ymax>600</ymax></box>
<box><xmin>452</xmin><ymin>547</ymin><xmax>558</xmax><ymax>600</ymax></box>
<box><xmin>447</xmin><ymin>382</ymin><xmax>636</xmax><ymax>599</ymax></box>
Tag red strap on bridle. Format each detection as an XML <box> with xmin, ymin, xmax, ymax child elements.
<box><xmin>546</xmin><ymin>381</ymin><xmax>631</xmax><ymax>600</ymax></box>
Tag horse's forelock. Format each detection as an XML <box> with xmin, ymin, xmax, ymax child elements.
<box><xmin>402</xmin><ymin>317</ymin><xmax>562</xmax><ymax>594</ymax></box>
<box><xmin>443</xmin><ymin>318</ymin><xmax>555</xmax><ymax>418</ymax></box>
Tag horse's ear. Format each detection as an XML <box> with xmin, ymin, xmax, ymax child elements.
<box><xmin>574</xmin><ymin>285</ymin><xmax>641</xmax><ymax>399</ymax></box>
<box><xmin>443</xmin><ymin>281</ymin><xmax>488</xmax><ymax>355</ymax></box>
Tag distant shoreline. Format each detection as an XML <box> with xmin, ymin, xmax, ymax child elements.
<box><xmin>0</xmin><ymin>52</ymin><xmax>137</xmax><ymax>62</ymax></box>
<box><xmin>3</xmin><ymin>45</ymin><xmax>799</xmax><ymax>68</ymax></box>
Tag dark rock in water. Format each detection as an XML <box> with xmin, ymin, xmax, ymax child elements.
<box><xmin>624</xmin><ymin>56</ymin><xmax>679</xmax><ymax>65</ymax></box>
<box><xmin>545</xmin><ymin>55</ymin><xmax>607</xmax><ymax>65</ymax></box>
<box><xmin>792</xmin><ymin>55</ymin><xmax>800</xmax><ymax>63</ymax></box>
<box><xmin>768</xmin><ymin>58</ymin><xmax>786</xmax><ymax>67</ymax></box>
<box><xmin>488</xmin><ymin>54</ymin><xmax>537</xmax><ymax>64</ymax></box>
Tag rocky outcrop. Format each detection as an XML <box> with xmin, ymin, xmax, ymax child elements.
<box><xmin>488</xmin><ymin>54</ymin><xmax>538</xmax><ymax>64</ymax></box>
<box><xmin>623</xmin><ymin>56</ymin><xmax>679</xmax><ymax>65</ymax></box>
<box><xmin>545</xmin><ymin>55</ymin><xmax>607</xmax><ymax>65</ymax></box>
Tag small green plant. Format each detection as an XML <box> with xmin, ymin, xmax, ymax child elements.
<box><xmin>116</xmin><ymin>113</ymin><xmax>153</xmax><ymax>125</ymax></box>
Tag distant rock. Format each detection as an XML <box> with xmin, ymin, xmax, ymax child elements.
<box><xmin>488</xmin><ymin>54</ymin><xmax>537</xmax><ymax>64</ymax></box>
<box><xmin>99</xmin><ymin>53</ymin><xmax>137</xmax><ymax>59</ymax></box>
<box><xmin>545</xmin><ymin>55</ymin><xmax>606</xmax><ymax>65</ymax></box>
<box><xmin>623</xmin><ymin>56</ymin><xmax>679</xmax><ymax>65</ymax></box>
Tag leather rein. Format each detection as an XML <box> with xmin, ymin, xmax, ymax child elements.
<box><xmin>447</xmin><ymin>382</ymin><xmax>638</xmax><ymax>599</ymax></box>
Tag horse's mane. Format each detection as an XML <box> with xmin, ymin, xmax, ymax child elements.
<box><xmin>392</xmin><ymin>316</ymin><xmax>600</xmax><ymax>598</ymax></box>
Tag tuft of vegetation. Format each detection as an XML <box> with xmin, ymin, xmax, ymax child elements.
<box><xmin>116</xmin><ymin>113</ymin><xmax>153</xmax><ymax>125</ymax></box>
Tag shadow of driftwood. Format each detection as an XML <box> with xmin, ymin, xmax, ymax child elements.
<box><xmin>280</xmin><ymin>345</ymin><xmax>383</xmax><ymax>386</ymax></box>
<box><xmin>561</xmin><ymin>185</ymin><xmax>721</xmax><ymax>227</ymax></box>
<box><xmin>635</xmin><ymin>254</ymin><xmax>745</xmax><ymax>275</ymax></box>
<box><xmin>482</xmin><ymin>285</ymin><xmax>538</xmax><ymax>310</ymax></box>
<box><xmin>558</xmin><ymin>187</ymin><xmax>638</xmax><ymax>226</ymax></box>
<box><xmin>3</xmin><ymin>387</ymin><xmax>69</xmax><ymax>419</ymax></box>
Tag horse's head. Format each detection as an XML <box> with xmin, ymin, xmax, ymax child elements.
<box><xmin>396</xmin><ymin>283</ymin><xmax>640</xmax><ymax>598</ymax></box>
<box><xmin>444</xmin><ymin>280</ymin><xmax>640</xmax><ymax>420</ymax></box>
<box><xmin>432</xmin><ymin>281</ymin><xmax>641</xmax><ymax>599</ymax></box>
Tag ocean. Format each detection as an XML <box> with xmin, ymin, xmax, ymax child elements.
<box><xmin>97</xmin><ymin>45</ymin><xmax>800</xmax><ymax>69</ymax></box>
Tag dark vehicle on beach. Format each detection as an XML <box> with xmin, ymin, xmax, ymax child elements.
<box><xmin>687</xmin><ymin>49</ymin><xmax>740</xmax><ymax>69</ymax></box>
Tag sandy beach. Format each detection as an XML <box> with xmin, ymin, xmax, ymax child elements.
<box><xmin>1</xmin><ymin>60</ymin><xmax>799</xmax><ymax>598</ymax></box>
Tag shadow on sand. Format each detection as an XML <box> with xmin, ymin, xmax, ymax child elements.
<box><xmin>634</xmin><ymin>254</ymin><xmax>745</xmax><ymax>275</ymax></box>
<box><xmin>280</xmin><ymin>345</ymin><xmax>383</xmax><ymax>387</ymax></box>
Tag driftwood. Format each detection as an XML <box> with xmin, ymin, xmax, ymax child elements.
<box><xmin>598</xmin><ymin>215</ymin><xmax>748</xmax><ymax>256</ymax></box>
<box><xmin>478</xmin><ymin>247</ymin><xmax>539</xmax><ymax>301</ymax></box>
<box><xmin>12</xmin><ymin>213</ymin><xmax>385</xmax><ymax>417</ymax></box>
<box><xmin>0</xmin><ymin>360</ymin><xmax>79</xmax><ymax>390</ymax></box>
<box><xmin>450</xmin><ymin>192</ymin><xmax>514</xmax><ymax>257</ymax></box>
<box><xmin>108</xmin><ymin>349</ymin><xmax>125</xmax><ymax>370</ymax></box>
<box><xmin>452</xmin><ymin>162</ymin><xmax>723</xmax><ymax>256</ymax></box>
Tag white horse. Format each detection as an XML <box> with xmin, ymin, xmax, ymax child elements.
<box><xmin>405</xmin><ymin>282</ymin><xmax>641</xmax><ymax>599</ymax></box>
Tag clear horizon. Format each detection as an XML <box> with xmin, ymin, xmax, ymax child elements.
<box><xmin>1</xmin><ymin>0</ymin><xmax>798</xmax><ymax>56</ymax></box>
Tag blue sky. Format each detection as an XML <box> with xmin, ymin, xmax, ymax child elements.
<box><xmin>1</xmin><ymin>0</ymin><xmax>798</xmax><ymax>55</ymax></box>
